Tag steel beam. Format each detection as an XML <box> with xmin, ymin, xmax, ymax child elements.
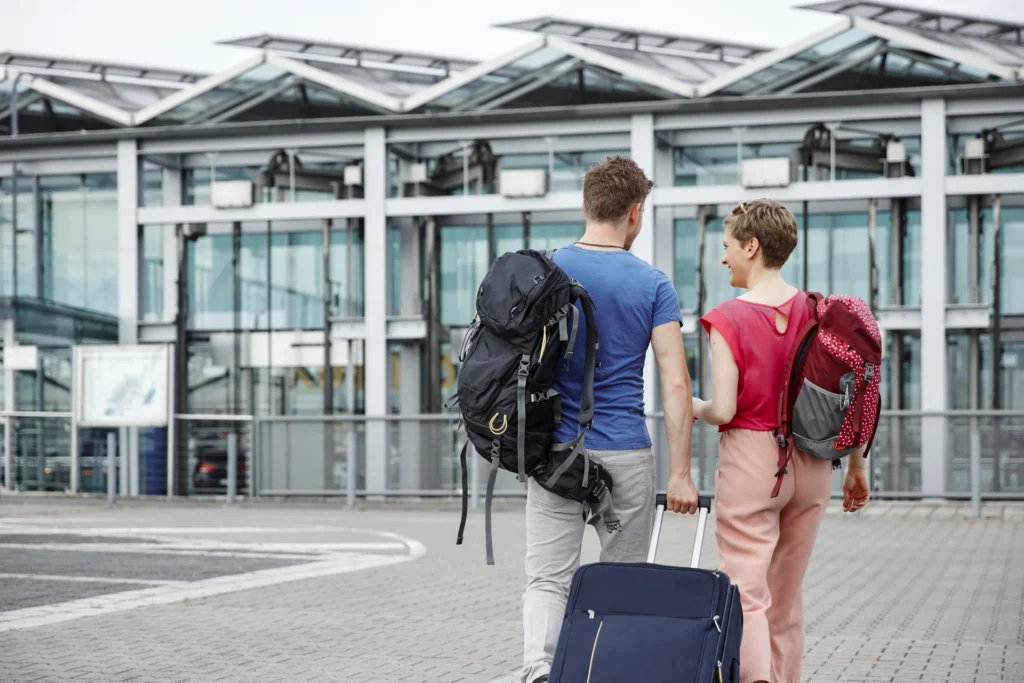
<box><xmin>137</xmin><ymin>199</ymin><xmax>366</xmax><ymax>225</ymax></box>
<box><xmin>0</xmin><ymin>144</ymin><xmax>117</xmax><ymax>163</ymax></box>
<box><xmin>391</xmin><ymin>133</ymin><xmax>630</xmax><ymax>161</ymax></box>
<box><xmin>696</xmin><ymin>18</ymin><xmax>854</xmax><ymax>97</ymax></box>
<box><xmin>362</xmin><ymin>127</ymin><xmax>388</xmax><ymax>494</ymax></box>
<box><xmin>3</xmin><ymin>83</ymin><xmax>1023</xmax><ymax>153</ymax></box>
<box><xmin>947</xmin><ymin>97</ymin><xmax>1024</xmax><ymax>116</ymax></box>
<box><xmin>919</xmin><ymin>98</ymin><xmax>948</xmax><ymax>498</ymax></box>
<box><xmin>0</xmin><ymin>158</ymin><xmax>117</xmax><ymax>176</ymax></box>
<box><xmin>945</xmin><ymin>173</ymin><xmax>1024</xmax><ymax>197</ymax></box>
<box><xmin>140</xmin><ymin>131</ymin><xmax>366</xmax><ymax>156</ymax></box>
<box><xmin>654</xmin><ymin>102</ymin><xmax>922</xmax><ymax>132</ymax></box>
<box><xmin>401</xmin><ymin>37</ymin><xmax>548</xmax><ymax>113</ymax></box>
<box><xmin>653</xmin><ymin>177</ymin><xmax>921</xmax><ymax>207</ymax></box>
<box><xmin>386</xmin><ymin>117</ymin><xmax>632</xmax><ymax>145</ymax></box>
<box><xmin>386</xmin><ymin>191</ymin><xmax>583</xmax><ymax>218</ymax></box>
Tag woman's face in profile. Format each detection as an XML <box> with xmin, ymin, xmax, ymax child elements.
<box><xmin>721</xmin><ymin>227</ymin><xmax>749</xmax><ymax>289</ymax></box>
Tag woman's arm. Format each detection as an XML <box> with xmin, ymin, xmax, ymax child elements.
<box><xmin>693</xmin><ymin>326</ymin><xmax>739</xmax><ymax>426</ymax></box>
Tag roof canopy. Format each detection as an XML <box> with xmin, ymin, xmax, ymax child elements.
<box><xmin>1</xmin><ymin>1</ymin><xmax>1021</xmax><ymax>135</ymax></box>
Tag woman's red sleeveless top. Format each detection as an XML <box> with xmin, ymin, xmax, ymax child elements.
<box><xmin>700</xmin><ymin>291</ymin><xmax>814</xmax><ymax>433</ymax></box>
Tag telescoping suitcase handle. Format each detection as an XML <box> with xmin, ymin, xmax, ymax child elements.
<box><xmin>647</xmin><ymin>494</ymin><xmax>713</xmax><ymax>568</ymax></box>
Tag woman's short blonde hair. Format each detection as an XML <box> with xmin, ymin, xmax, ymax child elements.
<box><xmin>724</xmin><ymin>199</ymin><xmax>798</xmax><ymax>269</ymax></box>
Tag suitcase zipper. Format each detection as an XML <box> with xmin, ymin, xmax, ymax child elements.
<box><xmin>585</xmin><ymin>619</ymin><xmax>603</xmax><ymax>683</ymax></box>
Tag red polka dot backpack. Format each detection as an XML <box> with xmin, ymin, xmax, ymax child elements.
<box><xmin>771</xmin><ymin>292</ymin><xmax>883</xmax><ymax>497</ymax></box>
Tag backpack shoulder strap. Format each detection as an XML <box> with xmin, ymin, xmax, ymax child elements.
<box><xmin>543</xmin><ymin>248</ymin><xmax>557</xmax><ymax>260</ymax></box>
<box><xmin>569</xmin><ymin>281</ymin><xmax>598</xmax><ymax>428</ymax></box>
<box><xmin>772</xmin><ymin>292</ymin><xmax>821</xmax><ymax>498</ymax></box>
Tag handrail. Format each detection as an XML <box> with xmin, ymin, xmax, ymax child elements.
<box><xmin>0</xmin><ymin>411</ymin><xmax>72</xmax><ymax>419</ymax></box>
<box><xmin>3</xmin><ymin>410</ymin><xmax>1023</xmax><ymax>422</ymax></box>
<box><xmin>174</xmin><ymin>413</ymin><xmax>254</xmax><ymax>422</ymax></box>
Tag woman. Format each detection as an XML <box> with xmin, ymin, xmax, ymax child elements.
<box><xmin>692</xmin><ymin>199</ymin><xmax>870</xmax><ymax>683</ymax></box>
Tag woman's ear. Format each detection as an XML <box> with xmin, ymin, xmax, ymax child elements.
<box><xmin>744</xmin><ymin>237</ymin><xmax>760</xmax><ymax>260</ymax></box>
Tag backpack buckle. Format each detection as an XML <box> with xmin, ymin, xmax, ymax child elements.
<box><xmin>775</xmin><ymin>432</ymin><xmax>787</xmax><ymax>449</ymax></box>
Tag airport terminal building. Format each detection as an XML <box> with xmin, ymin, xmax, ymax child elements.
<box><xmin>0</xmin><ymin>1</ymin><xmax>1022</xmax><ymax>503</ymax></box>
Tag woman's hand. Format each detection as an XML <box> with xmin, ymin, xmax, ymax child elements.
<box><xmin>843</xmin><ymin>466</ymin><xmax>870</xmax><ymax>513</ymax></box>
<box><xmin>691</xmin><ymin>397</ymin><xmax>705</xmax><ymax>422</ymax></box>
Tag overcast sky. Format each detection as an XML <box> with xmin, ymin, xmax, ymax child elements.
<box><xmin>1</xmin><ymin>0</ymin><xmax>1022</xmax><ymax>74</ymax></box>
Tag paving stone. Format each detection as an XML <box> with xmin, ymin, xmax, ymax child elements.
<box><xmin>0</xmin><ymin>498</ymin><xmax>1020</xmax><ymax>682</ymax></box>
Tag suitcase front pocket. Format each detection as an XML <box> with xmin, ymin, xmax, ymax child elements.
<box><xmin>557</xmin><ymin>611</ymin><xmax>716</xmax><ymax>683</ymax></box>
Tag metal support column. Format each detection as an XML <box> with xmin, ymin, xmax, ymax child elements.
<box><xmin>889</xmin><ymin>198</ymin><xmax>905</xmax><ymax>491</ymax></box>
<box><xmin>173</xmin><ymin>224</ymin><xmax>190</xmax><ymax>496</ymax></box>
<box><xmin>346</xmin><ymin>339</ymin><xmax>358</xmax><ymax>508</ymax></box>
<box><xmin>107</xmin><ymin>432</ymin><xmax>117</xmax><ymax>506</ymax></box>
<box><xmin>424</xmin><ymin>216</ymin><xmax>442</xmax><ymax>413</ymax></box>
<box><xmin>695</xmin><ymin>205</ymin><xmax>708</xmax><ymax>488</ymax></box>
<box><xmin>630</xmin><ymin>113</ymin><xmax>657</xmax><ymax>441</ymax></box>
<box><xmin>226</xmin><ymin>431</ymin><xmax>237</xmax><ymax>506</ymax></box>
<box><xmin>323</xmin><ymin>217</ymin><xmax>335</xmax><ymax>491</ymax></box>
<box><xmin>117</xmin><ymin>140</ymin><xmax>140</xmax><ymax>496</ymax></box>
<box><xmin>919</xmin><ymin>99</ymin><xmax>948</xmax><ymax>498</ymax></box>
<box><xmin>363</xmin><ymin>127</ymin><xmax>389</xmax><ymax>494</ymax></box>
<box><xmin>991</xmin><ymin>195</ymin><xmax>1003</xmax><ymax>493</ymax></box>
<box><xmin>398</xmin><ymin>220</ymin><xmax>425</xmax><ymax>492</ymax></box>
<box><xmin>3</xmin><ymin>320</ymin><xmax>13</xmax><ymax>491</ymax></box>
<box><xmin>968</xmin><ymin>195</ymin><xmax>982</xmax><ymax>514</ymax></box>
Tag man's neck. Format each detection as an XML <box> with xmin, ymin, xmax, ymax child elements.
<box><xmin>576</xmin><ymin>223</ymin><xmax>626</xmax><ymax>250</ymax></box>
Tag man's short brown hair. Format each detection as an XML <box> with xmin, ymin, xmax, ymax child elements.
<box><xmin>582</xmin><ymin>155</ymin><xmax>654</xmax><ymax>223</ymax></box>
<box><xmin>724</xmin><ymin>199</ymin><xmax>798</xmax><ymax>269</ymax></box>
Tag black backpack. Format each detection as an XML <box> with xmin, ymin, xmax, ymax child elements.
<box><xmin>448</xmin><ymin>249</ymin><xmax>621</xmax><ymax>565</ymax></box>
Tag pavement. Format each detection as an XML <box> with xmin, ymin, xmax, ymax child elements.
<box><xmin>0</xmin><ymin>495</ymin><xmax>1021</xmax><ymax>683</ymax></box>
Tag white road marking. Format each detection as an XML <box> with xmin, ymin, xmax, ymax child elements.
<box><xmin>0</xmin><ymin>547</ymin><xmax>425</xmax><ymax>633</ymax></box>
<box><xmin>0</xmin><ymin>526</ymin><xmax>428</xmax><ymax>633</ymax></box>
<box><xmin>0</xmin><ymin>541</ymin><xmax>408</xmax><ymax>556</ymax></box>
<box><xmin>0</xmin><ymin>525</ymin><xmax>345</xmax><ymax>535</ymax></box>
<box><xmin>0</xmin><ymin>573</ymin><xmax>185</xmax><ymax>586</ymax></box>
<box><xmin>0</xmin><ymin>543</ymin><xmax>325</xmax><ymax>561</ymax></box>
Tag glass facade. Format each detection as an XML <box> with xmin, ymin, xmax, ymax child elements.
<box><xmin>501</xmin><ymin>149</ymin><xmax>631</xmax><ymax>193</ymax></box>
<box><xmin>2</xmin><ymin>90</ymin><xmax>1021</xmax><ymax>500</ymax></box>
<box><xmin>40</xmin><ymin>174</ymin><xmax>119</xmax><ymax>314</ymax></box>
<box><xmin>0</xmin><ymin>175</ymin><xmax>40</xmax><ymax>299</ymax></box>
<box><xmin>672</xmin><ymin>137</ymin><xmax>922</xmax><ymax>186</ymax></box>
<box><xmin>948</xmin><ymin>205</ymin><xmax>1024</xmax><ymax>314</ymax></box>
<box><xmin>0</xmin><ymin>173</ymin><xmax>120</xmax><ymax>315</ymax></box>
<box><xmin>674</xmin><ymin>206</ymin><xmax>921</xmax><ymax>312</ymax></box>
<box><xmin>439</xmin><ymin>221</ymin><xmax>583</xmax><ymax>326</ymax></box>
<box><xmin>141</xmin><ymin>224</ymin><xmax>165</xmax><ymax>322</ymax></box>
<box><xmin>388</xmin><ymin>147</ymin><xmax>630</xmax><ymax>198</ymax></box>
<box><xmin>186</xmin><ymin>222</ymin><xmax>364</xmax><ymax>331</ymax></box>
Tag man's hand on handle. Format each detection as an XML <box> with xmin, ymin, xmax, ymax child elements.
<box><xmin>666</xmin><ymin>472</ymin><xmax>699</xmax><ymax>515</ymax></box>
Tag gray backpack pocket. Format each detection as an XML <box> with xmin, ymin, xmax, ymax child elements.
<box><xmin>791</xmin><ymin>373</ymin><xmax>858</xmax><ymax>460</ymax></box>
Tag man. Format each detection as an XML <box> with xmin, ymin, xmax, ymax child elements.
<box><xmin>505</xmin><ymin>155</ymin><xmax>698</xmax><ymax>683</ymax></box>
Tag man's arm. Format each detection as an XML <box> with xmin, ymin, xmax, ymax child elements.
<box><xmin>693</xmin><ymin>326</ymin><xmax>738</xmax><ymax>426</ymax></box>
<box><xmin>651</xmin><ymin>322</ymin><xmax>697</xmax><ymax>513</ymax></box>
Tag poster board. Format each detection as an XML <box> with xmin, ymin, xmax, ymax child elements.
<box><xmin>75</xmin><ymin>344</ymin><xmax>171</xmax><ymax>427</ymax></box>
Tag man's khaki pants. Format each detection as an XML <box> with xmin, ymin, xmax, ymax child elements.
<box><xmin>519</xmin><ymin>447</ymin><xmax>656</xmax><ymax>683</ymax></box>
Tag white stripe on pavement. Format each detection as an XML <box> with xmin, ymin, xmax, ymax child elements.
<box><xmin>0</xmin><ymin>538</ymin><xmax>427</xmax><ymax>633</ymax></box>
<box><xmin>0</xmin><ymin>573</ymin><xmax>186</xmax><ymax>586</ymax></box>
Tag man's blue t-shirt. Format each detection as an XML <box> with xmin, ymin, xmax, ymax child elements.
<box><xmin>551</xmin><ymin>245</ymin><xmax>682</xmax><ymax>450</ymax></box>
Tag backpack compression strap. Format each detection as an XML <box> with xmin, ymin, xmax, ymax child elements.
<box><xmin>570</xmin><ymin>284</ymin><xmax>598</xmax><ymax>428</ymax></box>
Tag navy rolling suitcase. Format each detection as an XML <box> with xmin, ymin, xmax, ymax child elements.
<box><xmin>547</xmin><ymin>494</ymin><xmax>743</xmax><ymax>683</ymax></box>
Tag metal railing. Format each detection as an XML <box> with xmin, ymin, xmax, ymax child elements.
<box><xmin>245</xmin><ymin>411</ymin><xmax>1024</xmax><ymax>517</ymax></box>
<box><xmin>2</xmin><ymin>410</ymin><xmax>1022</xmax><ymax>519</ymax></box>
<box><xmin>175</xmin><ymin>414</ymin><xmax>253</xmax><ymax>502</ymax></box>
